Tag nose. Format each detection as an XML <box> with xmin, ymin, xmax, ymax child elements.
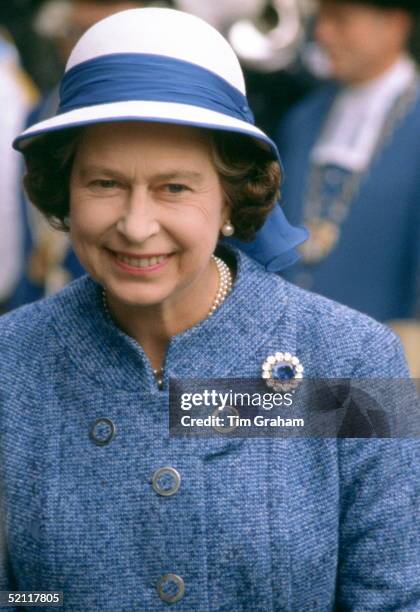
<box><xmin>116</xmin><ymin>187</ymin><xmax>160</xmax><ymax>243</ymax></box>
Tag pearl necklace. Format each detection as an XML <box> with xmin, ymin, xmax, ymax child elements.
<box><xmin>208</xmin><ymin>255</ymin><xmax>233</xmax><ymax>316</ymax></box>
<box><xmin>101</xmin><ymin>254</ymin><xmax>233</xmax><ymax>388</ymax></box>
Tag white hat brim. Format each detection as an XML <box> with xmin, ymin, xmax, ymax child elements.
<box><xmin>14</xmin><ymin>100</ymin><xmax>275</xmax><ymax>154</ymax></box>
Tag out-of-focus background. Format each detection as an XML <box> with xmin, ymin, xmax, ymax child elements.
<box><xmin>0</xmin><ymin>0</ymin><xmax>419</xmax><ymax>376</ymax></box>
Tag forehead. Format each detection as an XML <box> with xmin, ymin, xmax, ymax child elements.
<box><xmin>72</xmin><ymin>121</ymin><xmax>216</xmax><ymax>176</ymax></box>
<box><xmin>317</xmin><ymin>0</ymin><xmax>386</xmax><ymax>15</ymax></box>
<box><xmin>316</xmin><ymin>1</ymin><xmax>391</xmax><ymax>33</ymax></box>
<box><xmin>317</xmin><ymin>0</ymin><xmax>380</xmax><ymax>15</ymax></box>
<box><xmin>76</xmin><ymin>121</ymin><xmax>212</xmax><ymax>156</ymax></box>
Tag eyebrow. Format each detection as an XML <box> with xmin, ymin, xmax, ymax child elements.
<box><xmin>78</xmin><ymin>165</ymin><xmax>205</xmax><ymax>183</ymax></box>
<box><xmin>153</xmin><ymin>170</ymin><xmax>204</xmax><ymax>183</ymax></box>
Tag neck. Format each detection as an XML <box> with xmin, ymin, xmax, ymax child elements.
<box><xmin>105</xmin><ymin>256</ymin><xmax>224</xmax><ymax>371</ymax></box>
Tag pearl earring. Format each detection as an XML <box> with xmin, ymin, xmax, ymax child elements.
<box><xmin>221</xmin><ymin>220</ymin><xmax>234</xmax><ymax>237</ymax></box>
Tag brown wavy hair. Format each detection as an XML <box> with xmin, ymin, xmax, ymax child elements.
<box><xmin>22</xmin><ymin>124</ymin><xmax>281</xmax><ymax>242</ymax></box>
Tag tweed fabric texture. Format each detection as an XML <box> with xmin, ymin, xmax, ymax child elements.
<box><xmin>0</xmin><ymin>246</ymin><xmax>419</xmax><ymax>611</ymax></box>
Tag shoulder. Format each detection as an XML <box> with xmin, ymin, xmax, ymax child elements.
<box><xmin>280</xmin><ymin>277</ymin><xmax>409</xmax><ymax>377</ymax></box>
<box><xmin>394</xmin><ymin>80</ymin><xmax>420</xmax><ymax>140</ymax></box>
<box><xmin>275</xmin><ymin>83</ymin><xmax>338</xmax><ymax>156</ymax></box>
<box><xmin>233</xmin><ymin>250</ymin><xmax>407</xmax><ymax>378</ymax></box>
<box><xmin>233</xmin><ymin>250</ymin><xmax>408</xmax><ymax>378</ymax></box>
<box><xmin>0</xmin><ymin>300</ymin><xmax>49</xmax><ymax>355</ymax></box>
<box><xmin>278</xmin><ymin>83</ymin><xmax>337</xmax><ymax>131</ymax></box>
<box><xmin>0</xmin><ymin>275</ymin><xmax>92</xmax><ymax>369</ymax></box>
<box><xmin>409</xmin><ymin>79</ymin><xmax>420</xmax><ymax>118</ymax></box>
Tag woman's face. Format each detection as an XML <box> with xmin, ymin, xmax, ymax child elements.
<box><xmin>69</xmin><ymin>121</ymin><xmax>229</xmax><ymax>309</ymax></box>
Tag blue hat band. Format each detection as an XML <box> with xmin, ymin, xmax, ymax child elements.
<box><xmin>59</xmin><ymin>53</ymin><xmax>255</xmax><ymax>124</ymax></box>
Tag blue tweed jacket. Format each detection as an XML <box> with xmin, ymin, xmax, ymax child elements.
<box><xmin>0</xmin><ymin>246</ymin><xmax>419</xmax><ymax>611</ymax></box>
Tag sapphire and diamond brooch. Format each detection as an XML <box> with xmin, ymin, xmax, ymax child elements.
<box><xmin>261</xmin><ymin>352</ymin><xmax>304</xmax><ymax>392</ymax></box>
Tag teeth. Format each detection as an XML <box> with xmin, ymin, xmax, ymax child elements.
<box><xmin>115</xmin><ymin>253</ymin><xmax>168</xmax><ymax>268</ymax></box>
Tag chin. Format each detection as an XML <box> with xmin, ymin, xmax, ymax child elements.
<box><xmin>109</xmin><ymin>284</ymin><xmax>173</xmax><ymax>308</ymax></box>
<box><xmin>330</xmin><ymin>60</ymin><xmax>356</xmax><ymax>83</ymax></box>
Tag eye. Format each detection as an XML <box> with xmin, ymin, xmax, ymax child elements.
<box><xmin>91</xmin><ymin>179</ymin><xmax>120</xmax><ymax>189</ymax></box>
<box><xmin>164</xmin><ymin>183</ymin><xmax>190</xmax><ymax>194</ymax></box>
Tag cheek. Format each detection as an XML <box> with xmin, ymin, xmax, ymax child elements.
<box><xmin>348</xmin><ymin>21</ymin><xmax>380</xmax><ymax>56</ymax></box>
<box><xmin>168</xmin><ymin>193</ymin><xmax>224</xmax><ymax>245</ymax></box>
<box><xmin>69</xmin><ymin>192</ymin><xmax>116</xmax><ymax>242</ymax></box>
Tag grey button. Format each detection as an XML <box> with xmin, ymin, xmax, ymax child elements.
<box><xmin>156</xmin><ymin>574</ymin><xmax>185</xmax><ymax>603</ymax></box>
<box><xmin>89</xmin><ymin>417</ymin><xmax>115</xmax><ymax>446</ymax></box>
<box><xmin>211</xmin><ymin>406</ymin><xmax>240</xmax><ymax>434</ymax></box>
<box><xmin>152</xmin><ymin>467</ymin><xmax>181</xmax><ymax>496</ymax></box>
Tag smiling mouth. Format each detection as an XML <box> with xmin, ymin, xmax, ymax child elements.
<box><xmin>111</xmin><ymin>251</ymin><xmax>171</xmax><ymax>269</ymax></box>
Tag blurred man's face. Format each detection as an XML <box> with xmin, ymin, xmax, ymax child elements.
<box><xmin>315</xmin><ymin>1</ymin><xmax>410</xmax><ymax>84</ymax></box>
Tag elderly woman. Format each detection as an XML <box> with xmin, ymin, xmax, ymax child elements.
<box><xmin>0</xmin><ymin>8</ymin><xmax>418</xmax><ymax>611</ymax></box>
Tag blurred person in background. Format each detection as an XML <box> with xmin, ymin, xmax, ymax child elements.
<box><xmin>0</xmin><ymin>27</ymin><xmax>38</xmax><ymax>314</ymax></box>
<box><xmin>10</xmin><ymin>0</ymin><xmax>161</xmax><ymax>308</ymax></box>
<box><xmin>276</xmin><ymin>0</ymin><xmax>420</xmax><ymax>376</ymax></box>
<box><xmin>0</xmin><ymin>1</ymin><xmax>57</xmax><ymax>92</ymax></box>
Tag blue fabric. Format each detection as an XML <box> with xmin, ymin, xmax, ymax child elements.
<box><xmin>224</xmin><ymin>205</ymin><xmax>308</xmax><ymax>272</ymax></box>
<box><xmin>0</xmin><ymin>246</ymin><xmax>419</xmax><ymax>610</ymax></box>
<box><xmin>59</xmin><ymin>53</ymin><xmax>255</xmax><ymax>123</ymax></box>
<box><xmin>276</xmin><ymin>81</ymin><xmax>420</xmax><ymax>321</ymax></box>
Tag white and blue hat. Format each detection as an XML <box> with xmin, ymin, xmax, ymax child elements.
<box><xmin>13</xmin><ymin>7</ymin><xmax>308</xmax><ymax>271</ymax></box>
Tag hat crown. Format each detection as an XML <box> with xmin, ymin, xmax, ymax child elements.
<box><xmin>66</xmin><ymin>7</ymin><xmax>246</xmax><ymax>94</ymax></box>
